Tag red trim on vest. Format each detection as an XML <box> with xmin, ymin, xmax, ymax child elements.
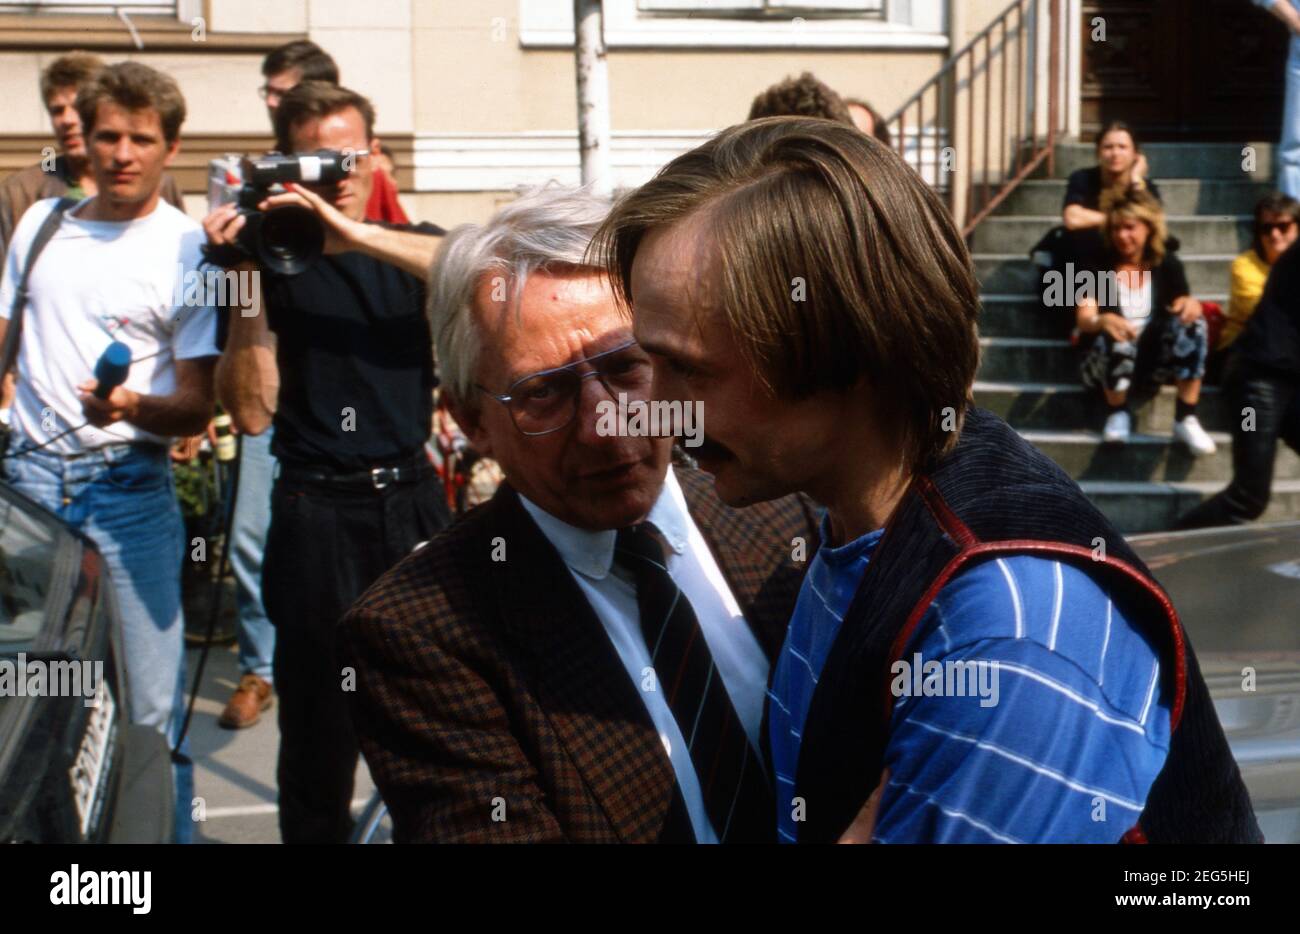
<box><xmin>881</xmin><ymin>477</ymin><xmax>1188</xmax><ymax>733</ymax></box>
<box><xmin>1120</xmin><ymin>823</ymin><xmax>1149</xmax><ymax>844</ymax></box>
<box><xmin>917</xmin><ymin>476</ymin><xmax>979</xmax><ymax>548</ymax></box>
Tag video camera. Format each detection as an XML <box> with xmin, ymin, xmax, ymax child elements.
<box><xmin>208</xmin><ymin>151</ymin><xmax>352</xmax><ymax>275</ymax></box>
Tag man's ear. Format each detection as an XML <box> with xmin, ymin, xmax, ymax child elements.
<box><xmin>447</xmin><ymin>395</ymin><xmax>494</xmax><ymax>461</ymax></box>
<box><xmin>163</xmin><ymin>137</ymin><xmax>180</xmax><ymax>168</ymax></box>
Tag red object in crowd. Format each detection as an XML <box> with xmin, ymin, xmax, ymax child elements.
<box><xmin>1200</xmin><ymin>299</ymin><xmax>1225</xmax><ymax>351</ymax></box>
<box><xmin>365</xmin><ymin>167</ymin><xmax>409</xmax><ymax>224</ymax></box>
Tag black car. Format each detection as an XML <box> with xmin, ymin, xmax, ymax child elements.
<box><xmin>0</xmin><ymin>479</ymin><xmax>172</xmax><ymax>843</ymax></box>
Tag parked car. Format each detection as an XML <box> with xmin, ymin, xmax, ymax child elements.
<box><xmin>0</xmin><ymin>479</ymin><xmax>172</xmax><ymax>843</ymax></box>
<box><xmin>1132</xmin><ymin>520</ymin><xmax>1300</xmax><ymax>844</ymax></box>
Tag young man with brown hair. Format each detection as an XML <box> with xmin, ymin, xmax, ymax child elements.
<box><xmin>595</xmin><ymin>117</ymin><xmax>1259</xmax><ymax>843</ymax></box>
<box><xmin>747</xmin><ymin>72</ymin><xmax>853</xmax><ymax>124</ymax></box>
<box><xmin>0</xmin><ymin>61</ymin><xmax>218</xmax><ymax>844</ymax></box>
<box><xmin>0</xmin><ymin>52</ymin><xmax>185</xmax><ymax>259</ymax></box>
<box><xmin>0</xmin><ymin>53</ymin><xmax>185</xmax><ymax>423</ymax></box>
<box><xmin>258</xmin><ymin>39</ymin><xmax>340</xmax><ymax>119</ymax></box>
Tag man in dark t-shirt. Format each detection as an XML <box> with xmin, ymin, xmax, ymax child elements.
<box><xmin>206</xmin><ymin>82</ymin><xmax>450</xmax><ymax>843</ymax></box>
<box><xmin>257</xmin><ymin>230</ymin><xmax>441</xmax><ymax>471</ymax></box>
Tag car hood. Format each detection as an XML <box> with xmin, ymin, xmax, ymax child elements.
<box><xmin>1131</xmin><ymin>521</ymin><xmax>1300</xmax><ymax>843</ymax></box>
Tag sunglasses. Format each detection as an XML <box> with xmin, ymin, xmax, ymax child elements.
<box><xmin>1260</xmin><ymin>220</ymin><xmax>1296</xmax><ymax>235</ymax></box>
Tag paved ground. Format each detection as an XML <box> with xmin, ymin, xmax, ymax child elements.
<box><xmin>182</xmin><ymin>639</ymin><xmax>377</xmax><ymax>844</ymax></box>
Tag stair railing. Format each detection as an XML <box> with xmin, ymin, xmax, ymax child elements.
<box><xmin>885</xmin><ymin>0</ymin><xmax>1070</xmax><ymax>237</ymax></box>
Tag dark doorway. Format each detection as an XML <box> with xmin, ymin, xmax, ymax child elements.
<box><xmin>1081</xmin><ymin>0</ymin><xmax>1289</xmax><ymax>141</ymax></box>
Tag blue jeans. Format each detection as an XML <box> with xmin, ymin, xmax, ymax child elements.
<box><xmin>1281</xmin><ymin>45</ymin><xmax>1300</xmax><ymax>199</ymax></box>
<box><xmin>3</xmin><ymin>428</ymin><xmax>193</xmax><ymax>843</ymax></box>
<box><xmin>230</xmin><ymin>429</ymin><xmax>276</xmax><ymax>681</ymax></box>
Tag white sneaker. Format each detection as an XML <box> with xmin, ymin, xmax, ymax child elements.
<box><xmin>1102</xmin><ymin>409</ymin><xmax>1131</xmax><ymax>444</ymax></box>
<box><xmin>1174</xmin><ymin>415</ymin><xmax>1217</xmax><ymax>457</ymax></box>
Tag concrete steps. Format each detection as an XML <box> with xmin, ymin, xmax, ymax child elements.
<box><xmin>1022</xmin><ymin>429</ymin><xmax>1300</xmax><ymax>484</ymax></box>
<box><xmin>1041</xmin><ymin>142</ymin><xmax>1277</xmax><ymax>180</ymax></box>
<box><xmin>992</xmin><ymin>179</ymin><xmax>1274</xmax><ymax>217</ymax></box>
<box><xmin>1081</xmin><ymin>480</ymin><xmax>1300</xmax><ymax>534</ymax></box>
<box><xmin>970</xmin><ymin>138</ymin><xmax>1297</xmax><ymax>532</ymax></box>
<box><xmin>980</xmin><ymin>295</ymin><xmax>1067</xmax><ymax>338</ymax></box>
<box><xmin>979</xmin><ymin>293</ymin><xmax>1229</xmax><ymax>339</ymax></box>
<box><xmin>975</xmin><ymin>254</ymin><xmax>1237</xmax><ymax>294</ymax></box>
<box><xmin>971</xmin><ymin>214</ymin><xmax>1252</xmax><ymax>255</ymax></box>
<box><xmin>978</xmin><ymin>337</ymin><xmax>1075</xmax><ymax>383</ymax></box>
<box><xmin>974</xmin><ymin>381</ymin><xmax>1233</xmax><ymax>433</ymax></box>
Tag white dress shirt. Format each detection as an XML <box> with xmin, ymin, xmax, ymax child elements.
<box><xmin>518</xmin><ymin>467</ymin><xmax>770</xmax><ymax>843</ymax></box>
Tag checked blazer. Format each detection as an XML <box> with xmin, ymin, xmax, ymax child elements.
<box><xmin>338</xmin><ymin>466</ymin><xmax>820</xmax><ymax>843</ymax></box>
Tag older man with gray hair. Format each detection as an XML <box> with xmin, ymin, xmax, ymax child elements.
<box><xmin>339</xmin><ymin>185</ymin><xmax>818</xmax><ymax>843</ymax></box>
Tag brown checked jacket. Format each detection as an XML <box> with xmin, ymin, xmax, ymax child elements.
<box><xmin>339</xmin><ymin>466</ymin><xmax>821</xmax><ymax>843</ymax></box>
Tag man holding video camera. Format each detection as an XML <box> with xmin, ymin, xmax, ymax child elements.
<box><xmin>205</xmin><ymin>81</ymin><xmax>449</xmax><ymax>844</ymax></box>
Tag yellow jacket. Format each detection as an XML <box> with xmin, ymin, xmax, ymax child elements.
<box><xmin>1221</xmin><ymin>249</ymin><xmax>1271</xmax><ymax>350</ymax></box>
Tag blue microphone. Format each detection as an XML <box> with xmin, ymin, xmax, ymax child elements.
<box><xmin>93</xmin><ymin>341</ymin><xmax>132</xmax><ymax>400</ymax></box>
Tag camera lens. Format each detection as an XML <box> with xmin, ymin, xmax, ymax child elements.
<box><xmin>256</xmin><ymin>205</ymin><xmax>325</xmax><ymax>276</ymax></box>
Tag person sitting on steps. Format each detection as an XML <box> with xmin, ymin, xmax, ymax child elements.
<box><xmin>1073</xmin><ymin>188</ymin><xmax>1215</xmax><ymax>455</ymax></box>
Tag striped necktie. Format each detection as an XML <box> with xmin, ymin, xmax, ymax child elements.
<box><xmin>615</xmin><ymin>523</ymin><xmax>773</xmax><ymax>843</ymax></box>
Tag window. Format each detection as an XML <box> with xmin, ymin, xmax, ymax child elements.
<box><xmin>638</xmin><ymin>1</ymin><xmax>884</xmax><ymax>13</ymax></box>
<box><xmin>0</xmin><ymin>487</ymin><xmax>62</xmax><ymax>656</ymax></box>
<box><xmin>0</xmin><ymin>1</ymin><xmax>177</xmax><ymax>11</ymax></box>
<box><xmin>521</xmin><ymin>0</ymin><xmax>945</xmax><ymax>49</ymax></box>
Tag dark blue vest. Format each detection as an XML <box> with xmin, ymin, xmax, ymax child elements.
<box><xmin>790</xmin><ymin>407</ymin><xmax>1262</xmax><ymax>843</ymax></box>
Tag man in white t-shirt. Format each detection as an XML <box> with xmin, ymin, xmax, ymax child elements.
<box><xmin>0</xmin><ymin>62</ymin><xmax>218</xmax><ymax>843</ymax></box>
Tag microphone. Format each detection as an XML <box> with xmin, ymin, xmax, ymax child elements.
<box><xmin>93</xmin><ymin>341</ymin><xmax>132</xmax><ymax>400</ymax></box>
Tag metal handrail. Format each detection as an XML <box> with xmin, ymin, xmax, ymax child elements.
<box><xmin>885</xmin><ymin>0</ymin><xmax>1066</xmax><ymax>237</ymax></box>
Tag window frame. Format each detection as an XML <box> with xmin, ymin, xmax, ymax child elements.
<box><xmin>520</xmin><ymin>0</ymin><xmax>947</xmax><ymax>50</ymax></box>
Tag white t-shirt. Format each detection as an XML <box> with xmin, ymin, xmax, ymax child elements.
<box><xmin>0</xmin><ymin>196</ymin><xmax>219</xmax><ymax>454</ymax></box>
<box><xmin>1115</xmin><ymin>271</ymin><xmax>1153</xmax><ymax>335</ymax></box>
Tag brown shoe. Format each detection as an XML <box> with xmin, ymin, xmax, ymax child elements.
<box><xmin>218</xmin><ymin>674</ymin><xmax>274</xmax><ymax>729</ymax></box>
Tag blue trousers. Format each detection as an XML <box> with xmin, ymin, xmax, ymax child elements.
<box><xmin>230</xmin><ymin>429</ymin><xmax>276</xmax><ymax>681</ymax></box>
<box><xmin>1280</xmin><ymin>47</ymin><xmax>1300</xmax><ymax>198</ymax></box>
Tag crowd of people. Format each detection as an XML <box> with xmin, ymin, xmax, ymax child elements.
<box><xmin>0</xmin><ymin>42</ymin><xmax>446</xmax><ymax>844</ymax></box>
<box><xmin>1029</xmin><ymin>119</ymin><xmax>1300</xmax><ymax>529</ymax></box>
<box><xmin>0</xmin><ymin>41</ymin><xmax>1285</xmax><ymax>845</ymax></box>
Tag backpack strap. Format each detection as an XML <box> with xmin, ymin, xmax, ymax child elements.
<box><xmin>1</xmin><ymin>197</ymin><xmax>76</xmax><ymax>380</ymax></box>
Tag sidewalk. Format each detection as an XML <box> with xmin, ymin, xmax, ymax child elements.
<box><xmin>182</xmin><ymin>640</ymin><xmax>377</xmax><ymax>844</ymax></box>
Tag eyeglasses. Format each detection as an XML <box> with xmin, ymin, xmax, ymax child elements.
<box><xmin>257</xmin><ymin>84</ymin><xmax>294</xmax><ymax>102</ymax></box>
<box><xmin>1260</xmin><ymin>220</ymin><xmax>1296</xmax><ymax>235</ymax></box>
<box><xmin>476</xmin><ymin>339</ymin><xmax>653</xmax><ymax>437</ymax></box>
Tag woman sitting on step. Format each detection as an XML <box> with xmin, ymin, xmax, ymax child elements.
<box><xmin>1062</xmin><ymin>122</ymin><xmax>1161</xmax><ymax>244</ymax></box>
<box><xmin>1073</xmin><ymin>188</ymin><xmax>1216</xmax><ymax>456</ymax></box>
<box><xmin>1033</xmin><ymin>122</ymin><xmax>1164</xmax><ymax>277</ymax></box>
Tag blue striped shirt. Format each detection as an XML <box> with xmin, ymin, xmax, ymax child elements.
<box><xmin>769</xmin><ymin>518</ymin><xmax>1172</xmax><ymax>843</ymax></box>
